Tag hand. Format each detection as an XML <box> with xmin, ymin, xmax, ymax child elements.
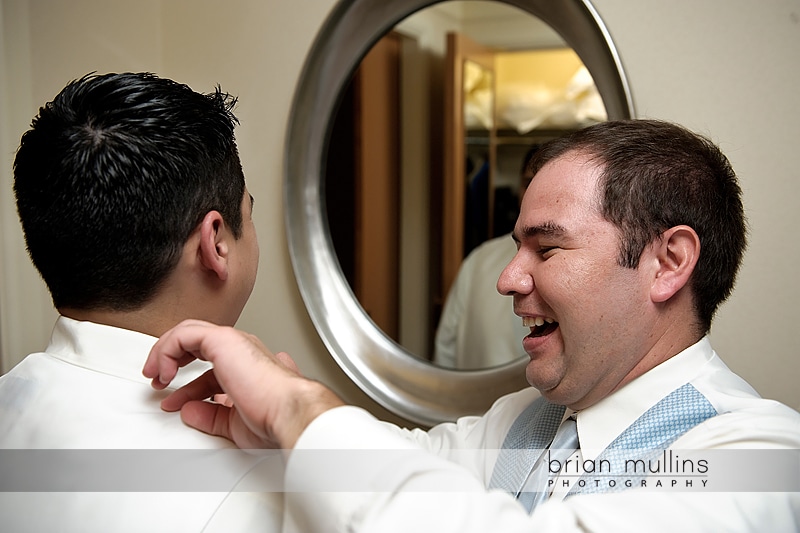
<box><xmin>142</xmin><ymin>319</ymin><xmax>344</xmax><ymax>449</ymax></box>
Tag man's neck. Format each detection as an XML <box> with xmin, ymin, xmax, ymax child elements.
<box><xmin>58</xmin><ymin>306</ymin><xmax>177</xmax><ymax>338</ymax></box>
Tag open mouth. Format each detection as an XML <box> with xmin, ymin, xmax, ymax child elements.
<box><xmin>522</xmin><ymin>316</ymin><xmax>558</xmax><ymax>338</ymax></box>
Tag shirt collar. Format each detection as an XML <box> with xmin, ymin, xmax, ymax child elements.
<box><xmin>575</xmin><ymin>337</ymin><xmax>715</xmax><ymax>460</ymax></box>
<box><xmin>45</xmin><ymin>315</ymin><xmax>158</xmax><ymax>386</ymax></box>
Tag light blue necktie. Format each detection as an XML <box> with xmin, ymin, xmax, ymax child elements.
<box><xmin>518</xmin><ymin>414</ymin><xmax>579</xmax><ymax>512</ymax></box>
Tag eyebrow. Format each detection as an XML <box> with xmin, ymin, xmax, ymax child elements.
<box><xmin>512</xmin><ymin>221</ymin><xmax>568</xmax><ymax>242</ymax></box>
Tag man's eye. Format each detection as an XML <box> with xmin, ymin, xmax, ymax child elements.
<box><xmin>537</xmin><ymin>246</ymin><xmax>558</xmax><ymax>258</ymax></box>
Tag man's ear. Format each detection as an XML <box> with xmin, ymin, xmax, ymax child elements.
<box><xmin>198</xmin><ymin>211</ymin><xmax>229</xmax><ymax>281</ymax></box>
<box><xmin>650</xmin><ymin>225</ymin><xmax>700</xmax><ymax>303</ymax></box>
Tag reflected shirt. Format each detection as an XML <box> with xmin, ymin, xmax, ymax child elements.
<box><xmin>434</xmin><ymin>234</ymin><xmax>530</xmax><ymax>369</ymax></box>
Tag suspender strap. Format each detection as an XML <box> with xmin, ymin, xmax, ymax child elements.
<box><xmin>568</xmin><ymin>382</ymin><xmax>717</xmax><ymax>497</ymax></box>
<box><xmin>488</xmin><ymin>397</ymin><xmax>566</xmax><ymax>495</ymax></box>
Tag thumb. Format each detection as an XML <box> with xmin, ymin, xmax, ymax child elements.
<box><xmin>180</xmin><ymin>400</ymin><xmax>277</xmax><ymax>449</ymax></box>
<box><xmin>274</xmin><ymin>351</ymin><xmax>299</xmax><ymax>374</ymax></box>
<box><xmin>179</xmin><ymin>400</ymin><xmax>232</xmax><ymax>439</ymax></box>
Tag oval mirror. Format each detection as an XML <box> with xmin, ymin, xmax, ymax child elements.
<box><xmin>285</xmin><ymin>0</ymin><xmax>635</xmax><ymax>425</ymax></box>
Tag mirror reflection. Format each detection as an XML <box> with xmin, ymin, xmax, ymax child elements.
<box><xmin>325</xmin><ymin>0</ymin><xmax>609</xmax><ymax>369</ymax></box>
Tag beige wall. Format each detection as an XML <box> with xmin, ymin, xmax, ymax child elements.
<box><xmin>594</xmin><ymin>0</ymin><xmax>800</xmax><ymax>411</ymax></box>
<box><xmin>1</xmin><ymin>0</ymin><xmax>798</xmax><ymax>425</ymax></box>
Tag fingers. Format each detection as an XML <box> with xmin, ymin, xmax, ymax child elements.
<box><xmin>179</xmin><ymin>400</ymin><xmax>232</xmax><ymax>440</ymax></box>
<box><xmin>166</xmin><ymin>374</ymin><xmax>275</xmax><ymax>448</ymax></box>
<box><xmin>160</xmin><ymin>369</ymin><xmax>222</xmax><ymax>412</ymax></box>
<box><xmin>142</xmin><ymin>319</ymin><xmax>224</xmax><ymax>388</ymax></box>
<box><xmin>142</xmin><ymin>319</ymin><xmax>331</xmax><ymax>450</ymax></box>
<box><xmin>179</xmin><ymin>400</ymin><xmax>278</xmax><ymax>449</ymax></box>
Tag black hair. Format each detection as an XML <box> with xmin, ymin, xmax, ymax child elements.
<box><xmin>14</xmin><ymin>72</ymin><xmax>245</xmax><ymax>310</ymax></box>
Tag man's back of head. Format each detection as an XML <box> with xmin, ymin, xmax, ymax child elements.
<box><xmin>13</xmin><ymin>72</ymin><xmax>257</xmax><ymax>332</ymax></box>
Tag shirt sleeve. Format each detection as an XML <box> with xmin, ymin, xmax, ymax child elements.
<box><xmin>377</xmin><ymin>388</ymin><xmax>539</xmax><ymax>484</ymax></box>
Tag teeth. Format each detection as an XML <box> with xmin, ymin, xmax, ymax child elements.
<box><xmin>522</xmin><ymin>316</ymin><xmax>554</xmax><ymax>328</ymax></box>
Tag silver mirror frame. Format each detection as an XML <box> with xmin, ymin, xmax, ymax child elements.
<box><xmin>285</xmin><ymin>0</ymin><xmax>635</xmax><ymax>426</ymax></box>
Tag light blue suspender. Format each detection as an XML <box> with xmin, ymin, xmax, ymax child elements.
<box><xmin>568</xmin><ymin>383</ymin><xmax>717</xmax><ymax>496</ymax></box>
<box><xmin>488</xmin><ymin>383</ymin><xmax>718</xmax><ymax>506</ymax></box>
<box><xmin>488</xmin><ymin>397</ymin><xmax>566</xmax><ymax>497</ymax></box>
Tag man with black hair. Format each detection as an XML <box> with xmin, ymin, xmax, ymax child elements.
<box><xmin>0</xmin><ymin>72</ymin><xmax>279</xmax><ymax>532</ymax></box>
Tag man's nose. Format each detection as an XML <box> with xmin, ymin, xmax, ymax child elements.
<box><xmin>497</xmin><ymin>253</ymin><xmax>533</xmax><ymax>296</ymax></box>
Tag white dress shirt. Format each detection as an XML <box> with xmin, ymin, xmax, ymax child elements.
<box><xmin>284</xmin><ymin>338</ymin><xmax>800</xmax><ymax>532</ymax></box>
<box><xmin>0</xmin><ymin>316</ymin><xmax>283</xmax><ymax>533</ymax></box>
<box><xmin>433</xmin><ymin>234</ymin><xmax>530</xmax><ymax>369</ymax></box>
